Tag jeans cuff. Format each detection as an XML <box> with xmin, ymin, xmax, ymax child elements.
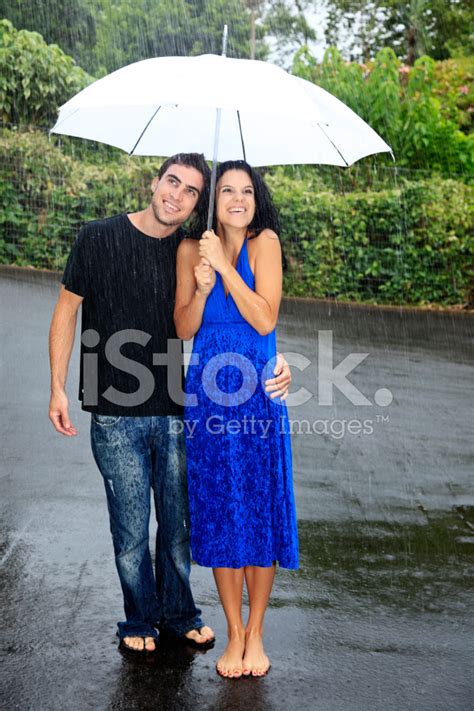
<box><xmin>117</xmin><ymin>621</ymin><xmax>159</xmax><ymax>639</ymax></box>
<box><xmin>157</xmin><ymin>613</ymin><xmax>204</xmax><ymax>638</ymax></box>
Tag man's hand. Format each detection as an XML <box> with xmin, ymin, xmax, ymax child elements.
<box><xmin>49</xmin><ymin>389</ymin><xmax>77</xmax><ymax>436</ymax></box>
<box><xmin>264</xmin><ymin>352</ymin><xmax>291</xmax><ymax>401</ymax></box>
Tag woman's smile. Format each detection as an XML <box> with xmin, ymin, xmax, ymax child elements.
<box><xmin>217</xmin><ymin>169</ymin><xmax>256</xmax><ymax>227</ymax></box>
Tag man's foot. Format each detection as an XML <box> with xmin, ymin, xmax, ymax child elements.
<box><xmin>242</xmin><ymin>631</ymin><xmax>270</xmax><ymax>677</ymax></box>
<box><xmin>185</xmin><ymin>625</ymin><xmax>215</xmax><ymax>644</ymax></box>
<box><xmin>121</xmin><ymin>636</ymin><xmax>156</xmax><ymax>652</ymax></box>
<box><xmin>216</xmin><ymin>630</ymin><xmax>246</xmax><ymax>679</ymax></box>
<box><xmin>184</xmin><ymin>625</ymin><xmax>215</xmax><ymax>647</ymax></box>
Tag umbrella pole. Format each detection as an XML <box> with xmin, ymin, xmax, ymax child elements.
<box><xmin>206</xmin><ymin>25</ymin><xmax>228</xmax><ymax>231</ymax></box>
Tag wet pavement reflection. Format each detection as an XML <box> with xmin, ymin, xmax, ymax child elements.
<box><xmin>1</xmin><ymin>269</ymin><xmax>473</xmax><ymax>710</ymax></box>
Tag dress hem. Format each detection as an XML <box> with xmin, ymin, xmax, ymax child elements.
<box><xmin>191</xmin><ymin>556</ymin><xmax>299</xmax><ymax>570</ymax></box>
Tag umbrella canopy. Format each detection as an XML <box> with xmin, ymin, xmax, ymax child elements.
<box><xmin>51</xmin><ymin>54</ymin><xmax>392</xmax><ymax>168</ymax></box>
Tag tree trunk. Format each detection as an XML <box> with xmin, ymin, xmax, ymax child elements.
<box><xmin>250</xmin><ymin>6</ymin><xmax>256</xmax><ymax>60</ymax></box>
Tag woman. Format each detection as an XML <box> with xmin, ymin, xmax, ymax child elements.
<box><xmin>174</xmin><ymin>160</ymin><xmax>299</xmax><ymax>678</ymax></box>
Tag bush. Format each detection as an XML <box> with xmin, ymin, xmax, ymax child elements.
<box><xmin>2</xmin><ymin>129</ymin><xmax>472</xmax><ymax>306</ymax></box>
<box><xmin>267</xmin><ymin>172</ymin><xmax>473</xmax><ymax>305</ymax></box>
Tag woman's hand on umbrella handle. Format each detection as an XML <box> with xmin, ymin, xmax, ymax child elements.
<box><xmin>194</xmin><ymin>259</ymin><xmax>216</xmax><ymax>297</ymax></box>
<box><xmin>199</xmin><ymin>230</ymin><xmax>228</xmax><ymax>274</ymax></box>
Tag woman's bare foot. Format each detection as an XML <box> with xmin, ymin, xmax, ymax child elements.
<box><xmin>242</xmin><ymin>629</ymin><xmax>270</xmax><ymax>676</ymax></box>
<box><xmin>216</xmin><ymin>628</ymin><xmax>246</xmax><ymax>678</ymax></box>
<box><xmin>122</xmin><ymin>636</ymin><xmax>156</xmax><ymax>652</ymax></box>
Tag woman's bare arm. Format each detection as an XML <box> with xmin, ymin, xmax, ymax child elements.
<box><xmin>174</xmin><ymin>239</ymin><xmax>215</xmax><ymax>340</ymax></box>
<box><xmin>218</xmin><ymin>230</ymin><xmax>282</xmax><ymax>336</ymax></box>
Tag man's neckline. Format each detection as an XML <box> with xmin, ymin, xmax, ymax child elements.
<box><xmin>124</xmin><ymin>212</ymin><xmax>179</xmax><ymax>241</ymax></box>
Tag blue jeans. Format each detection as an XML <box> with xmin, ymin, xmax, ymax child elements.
<box><xmin>90</xmin><ymin>414</ymin><xmax>203</xmax><ymax>640</ymax></box>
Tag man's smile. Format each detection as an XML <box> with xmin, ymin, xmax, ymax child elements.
<box><xmin>163</xmin><ymin>200</ymin><xmax>181</xmax><ymax>213</ymax></box>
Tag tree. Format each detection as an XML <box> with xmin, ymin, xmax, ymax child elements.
<box><xmin>264</xmin><ymin>0</ymin><xmax>316</xmax><ymax>65</ymax></box>
<box><xmin>324</xmin><ymin>0</ymin><xmax>474</xmax><ymax>64</ymax></box>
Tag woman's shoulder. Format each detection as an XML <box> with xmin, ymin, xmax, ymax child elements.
<box><xmin>249</xmin><ymin>229</ymin><xmax>281</xmax><ymax>256</ymax></box>
<box><xmin>252</xmin><ymin>228</ymin><xmax>280</xmax><ymax>242</ymax></box>
<box><xmin>177</xmin><ymin>237</ymin><xmax>200</xmax><ymax>255</ymax></box>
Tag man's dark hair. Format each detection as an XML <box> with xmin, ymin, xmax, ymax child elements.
<box><xmin>158</xmin><ymin>153</ymin><xmax>211</xmax><ymax>235</ymax></box>
<box><xmin>213</xmin><ymin>160</ymin><xmax>286</xmax><ymax>269</ymax></box>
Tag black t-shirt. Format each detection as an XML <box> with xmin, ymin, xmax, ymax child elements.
<box><xmin>61</xmin><ymin>213</ymin><xmax>186</xmax><ymax>416</ymax></box>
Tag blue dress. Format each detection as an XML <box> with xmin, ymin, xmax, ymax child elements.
<box><xmin>184</xmin><ymin>237</ymin><xmax>299</xmax><ymax>569</ymax></box>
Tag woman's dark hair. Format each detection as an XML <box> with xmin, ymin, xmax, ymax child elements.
<box><xmin>214</xmin><ymin>160</ymin><xmax>286</xmax><ymax>269</ymax></box>
<box><xmin>158</xmin><ymin>152</ymin><xmax>211</xmax><ymax>235</ymax></box>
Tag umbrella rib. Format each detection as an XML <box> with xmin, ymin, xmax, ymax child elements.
<box><xmin>317</xmin><ymin>123</ymin><xmax>349</xmax><ymax>167</ymax></box>
<box><xmin>236</xmin><ymin>111</ymin><xmax>247</xmax><ymax>162</ymax></box>
<box><xmin>50</xmin><ymin>108</ymin><xmax>79</xmax><ymax>133</ymax></box>
<box><xmin>129</xmin><ymin>106</ymin><xmax>162</xmax><ymax>155</ymax></box>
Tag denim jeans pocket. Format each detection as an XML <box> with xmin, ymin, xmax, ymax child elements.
<box><xmin>92</xmin><ymin>413</ymin><xmax>122</xmax><ymax>427</ymax></box>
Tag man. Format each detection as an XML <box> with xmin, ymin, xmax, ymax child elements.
<box><xmin>48</xmin><ymin>153</ymin><xmax>291</xmax><ymax>654</ymax></box>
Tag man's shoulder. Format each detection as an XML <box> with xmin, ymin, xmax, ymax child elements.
<box><xmin>78</xmin><ymin>213</ymin><xmax>126</xmax><ymax>241</ymax></box>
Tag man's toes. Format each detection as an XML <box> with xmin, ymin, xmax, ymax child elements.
<box><xmin>124</xmin><ymin>636</ymin><xmax>143</xmax><ymax>650</ymax></box>
<box><xmin>187</xmin><ymin>626</ymin><xmax>214</xmax><ymax>644</ymax></box>
<box><xmin>144</xmin><ymin>637</ymin><xmax>156</xmax><ymax>651</ymax></box>
<box><xmin>200</xmin><ymin>625</ymin><xmax>215</xmax><ymax>641</ymax></box>
<box><xmin>185</xmin><ymin>629</ymin><xmax>202</xmax><ymax>643</ymax></box>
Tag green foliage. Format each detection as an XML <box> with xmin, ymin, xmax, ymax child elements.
<box><xmin>92</xmin><ymin>0</ymin><xmax>269</xmax><ymax>73</ymax></box>
<box><xmin>1</xmin><ymin>129</ymin><xmax>472</xmax><ymax>306</ymax></box>
<box><xmin>0</xmin><ymin>19</ymin><xmax>92</xmax><ymax>127</ymax></box>
<box><xmin>0</xmin><ymin>0</ymin><xmax>97</xmax><ymax>64</ymax></box>
<box><xmin>292</xmin><ymin>46</ymin><xmax>474</xmax><ymax>176</ymax></box>
<box><xmin>433</xmin><ymin>57</ymin><xmax>474</xmax><ymax>134</ymax></box>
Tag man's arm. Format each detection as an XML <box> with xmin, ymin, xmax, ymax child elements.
<box><xmin>49</xmin><ymin>285</ymin><xmax>83</xmax><ymax>436</ymax></box>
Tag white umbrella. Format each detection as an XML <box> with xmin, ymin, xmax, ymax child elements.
<box><xmin>51</xmin><ymin>54</ymin><xmax>393</xmax><ymax>169</ymax></box>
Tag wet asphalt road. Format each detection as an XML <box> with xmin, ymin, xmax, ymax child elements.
<box><xmin>1</xmin><ymin>267</ymin><xmax>473</xmax><ymax>711</ymax></box>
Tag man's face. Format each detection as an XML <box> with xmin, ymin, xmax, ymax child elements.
<box><xmin>150</xmin><ymin>164</ymin><xmax>204</xmax><ymax>227</ymax></box>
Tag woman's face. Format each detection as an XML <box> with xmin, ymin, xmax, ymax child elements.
<box><xmin>216</xmin><ymin>169</ymin><xmax>256</xmax><ymax>230</ymax></box>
